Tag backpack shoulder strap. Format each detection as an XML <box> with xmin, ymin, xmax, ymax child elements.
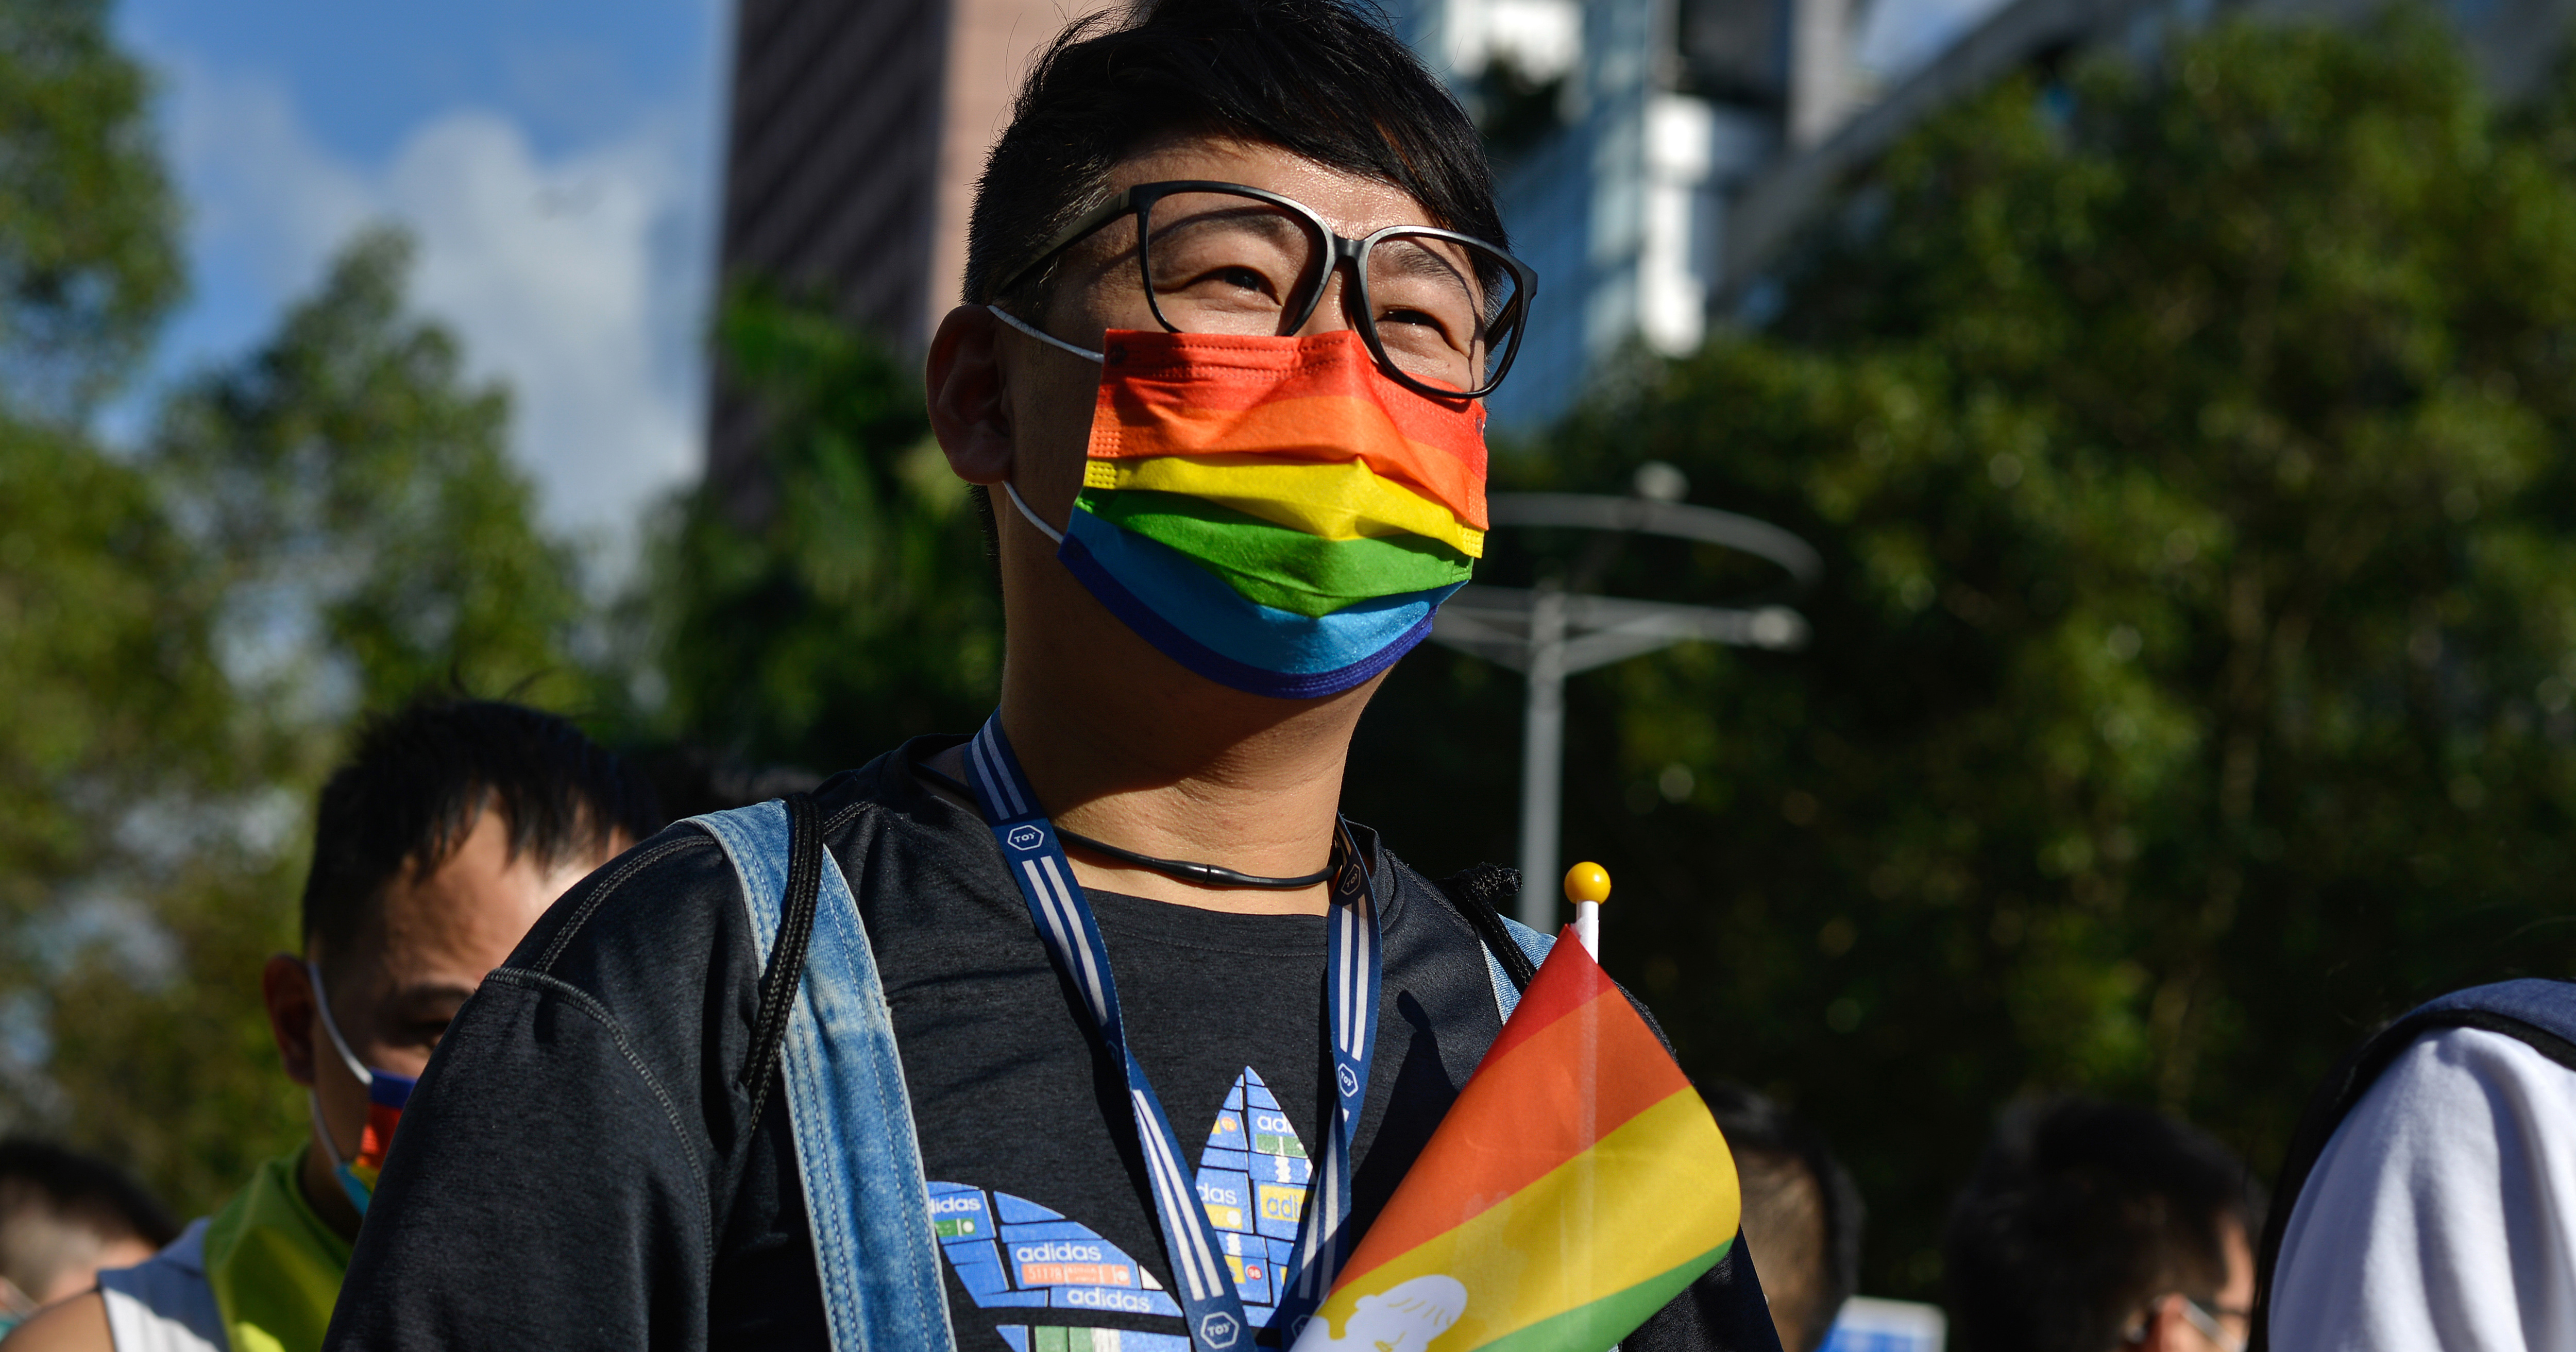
<box><xmin>1431</xmin><ymin>864</ymin><xmax>1555</xmax><ymax>1020</ymax></box>
<box><xmin>2250</xmin><ymin>978</ymin><xmax>2576</xmax><ymax>1350</ymax></box>
<box><xmin>691</xmin><ymin>791</ymin><xmax>954</xmax><ymax>1350</ymax></box>
<box><xmin>740</xmin><ymin>790</ymin><xmax>822</xmax><ymax>1135</ymax></box>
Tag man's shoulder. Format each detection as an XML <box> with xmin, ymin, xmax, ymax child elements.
<box><xmin>1</xmin><ymin>1292</ymin><xmax>115</xmax><ymax>1352</ymax></box>
<box><xmin>1381</xmin><ymin>851</ymin><xmax>1539</xmax><ymax>966</ymax></box>
<box><xmin>501</xmin><ymin>815</ymin><xmax>739</xmax><ymax>983</ymax></box>
<box><xmin>23</xmin><ymin>1221</ymin><xmax>223</xmax><ymax>1352</ymax></box>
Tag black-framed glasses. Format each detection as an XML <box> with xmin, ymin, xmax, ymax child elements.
<box><xmin>992</xmin><ymin>180</ymin><xmax>1538</xmax><ymax>401</ymax></box>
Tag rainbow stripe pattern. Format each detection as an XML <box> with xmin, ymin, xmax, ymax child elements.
<box><xmin>344</xmin><ymin>1068</ymin><xmax>414</xmax><ymax>1194</ymax></box>
<box><xmin>1289</xmin><ymin>932</ymin><xmax>1740</xmax><ymax>1351</ymax></box>
<box><xmin>1061</xmin><ymin>329</ymin><xmax>1487</xmax><ymax>698</ymax></box>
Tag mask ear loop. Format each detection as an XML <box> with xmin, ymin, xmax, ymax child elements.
<box><xmin>308</xmin><ymin>1090</ymin><xmax>351</xmax><ymax>1173</ymax></box>
<box><xmin>980</xmin><ymin>304</ymin><xmax>1093</xmax><ymax>548</ymax></box>
<box><xmin>979</xmin><ymin>306</ymin><xmax>1090</xmax><ymax>546</ymax></box>
<box><xmin>1001</xmin><ymin>482</ymin><xmax>1067</xmax><ymax>546</ymax></box>
<box><xmin>986</xmin><ymin>304</ymin><xmax>1106</xmax><ymax>363</ymax></box>
<box><xmin>306</xmin><ymin>961</ymin><xmax>375</xmax><ymax>1086</ymax></box>
<box><xmin>303</xmin><ymin>961</ymin><xmax>377</xmax><ymax>1209</ymax></box>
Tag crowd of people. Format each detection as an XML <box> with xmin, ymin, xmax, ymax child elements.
<box><xmin>5</xmin><ymin>0</ymin><xmax>2569</xmax><ymax>1347</ymax></box>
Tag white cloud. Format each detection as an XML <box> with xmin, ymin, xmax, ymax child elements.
<box><xmin>156</xmin><ymin>60</ymin><xmax>710</xmax><ymax>565</ymax></box>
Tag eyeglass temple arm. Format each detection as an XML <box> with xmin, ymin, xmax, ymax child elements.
<box><xmin>989</xmin><ymin>187</ymin><xmax>1142</xmax><ymax>299</ymax></box>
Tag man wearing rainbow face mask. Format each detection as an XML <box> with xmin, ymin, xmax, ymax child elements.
<box><xmin>5</xmin><ymin>700</ymin><xmax>659</xmax><ymax>1352</ymax></box>
<box><xmin>324</xmin><ymin>3</ymin><xmax>1785</xmax><ymax>1351</ymax></box>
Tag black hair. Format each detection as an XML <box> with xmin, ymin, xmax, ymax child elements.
<box><xmin>1705</xmin><ymin>1084</ymin><xmax>1864</xmax><ymax>1352</ymax></box>
<box><xmin>1944</xmin><ymin>1097</ymin><xmax>2264</xmax><ymax>1352</ymax></box>
<box><xmin>300</xmin><ymin>697</ymin><xmax>665</xmax><ymax>972</ymax></box>
<box><xmin>963</xmin><ymin>0</ymin><xmax>1505</xmax><ymax>310</ymax></box>
<box><xmin>0</xmin><ymin>1138</ymin><xmax>178</xmax><ymax>1295</ymax></box>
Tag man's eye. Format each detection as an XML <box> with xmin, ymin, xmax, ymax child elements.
<box><xmin>1206</xmin><ymin>266</ymin><xmax>1272</xmax><ymax>295</ymax></box>
<box><xmin>1379</xmin><ymin>307</ymin><xmax>1461</xmax><ymax>345</ymax></box>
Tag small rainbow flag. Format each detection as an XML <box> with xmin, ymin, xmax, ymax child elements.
<box><xmin>1057</xmin><ymin>329</ymin><xmax>1485</xmax><ymax>697</ymax></box>
<box><xmin>1289</xmin><ymin>931</ymin><xmax>1741</xmax><ymax>1351</ymax></box>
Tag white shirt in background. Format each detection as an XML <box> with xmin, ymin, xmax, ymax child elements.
<box><xmin>95</xmin><ymin>1219</ymin><xmax>223</xmax><ymax>1352</ymax></box>
<box><xmin>2268</xmin><ymin>1027</ymin><xmax>2576</xmax><ymax>1351</ymax></box>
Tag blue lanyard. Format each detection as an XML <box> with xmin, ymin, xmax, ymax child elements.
<box><xmin>960</xmin><ymin>715</ymin><xmax>1383</xmax><ymax>1350</ymax></box>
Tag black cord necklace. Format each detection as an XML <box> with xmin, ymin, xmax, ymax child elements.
<box><xmin>915</xmin><ymin>759</ymin><xmax>1340</xmax><ymax>890</ymax></box>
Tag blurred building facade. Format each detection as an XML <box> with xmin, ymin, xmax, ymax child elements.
<box><xmin>1377</xmin><ymin>0</ymin><xmax>1863</xmax><ymax>427</ymax></box>
<box><xmin>711</xmin><ymin>0</ymin><xmax>1108</xmax><ymax>502</ymax></box>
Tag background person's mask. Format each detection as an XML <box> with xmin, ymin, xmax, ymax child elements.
<box><xmin>304</xmin><ymin>961</ymin><xmax>415</xmax><ymax>1215</ymax></box>
<box><xmin>992</xmin><ymin>316</ymin><xmax>1487</xmax><ymax>699</ymax></box>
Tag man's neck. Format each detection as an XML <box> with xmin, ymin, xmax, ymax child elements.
<box><xmin>298</xmin><ymin>1132</ymin><xmax>362</xmax><ymax>1242</ymax></box>
<box><xmin>930</xmin><ymin>632</ymin><xmax>1376</xmax><ymax>917</ymax></box>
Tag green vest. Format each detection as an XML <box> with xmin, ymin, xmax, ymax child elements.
<box><xmin>201</xmin><ymin>1151</ymin><xmax>351</xmax><ymax>1352</ymax></box>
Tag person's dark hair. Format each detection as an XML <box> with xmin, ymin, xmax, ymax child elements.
<box><xmin>964</xmin><ymin>0</ymin><xmax>1504</xmax><ymax>311</ymax></box>
<box><xmin>300</xmin><ymin>697</ymin><xmax>665</xmax><ymax>972</ymax></box>
<box><xmin>1705</xmin><ymin>1084</ymin><xmax>1862</xmax><ymax>1352</ymax></box>
<box><xmin>0</xmin><ymin>1138</ymin><xmax>178</xmax><ymax>1296</ymax></box>
<box><xmin>1945</xmin><ymin>1097</ymin><xmax>2263</xmax><ymax>1352</ymax></box>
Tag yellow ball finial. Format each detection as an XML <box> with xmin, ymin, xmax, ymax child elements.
<box><xmin>1563</xmin><ymin>861</ymin><xmax>1612</xmax><ymax>905</ymax></box>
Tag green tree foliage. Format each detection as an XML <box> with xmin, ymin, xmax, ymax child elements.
<box><xmin>39</xmin><ymin>851</ymin><xmax>312</xmax><ymax>1215</ymax></box>
<box><xmin>150</xmin><ymin>228</ymin><xmax>589</xmax><ymax>717</ymax></box>
<box><xmin>41</xmin><ymin>231</ymin><xmax>594</xmax><ymax>1216</ymax></box>
<box><xmin>1367</xmin><ymin>12</ymin><xmax>2576</xmax><ymax>1294</ymax></box>
<box><xmin>0</xmin><ymin>1</ymin><xmax>254</xmax><ymax>1209</ymax></box>
<box><xmin>0</xmin><ymin>409</ymin><xmax>264</xmax><ymax>1215</ymax></box>
<box><xmin>0</xmin><ymin>421</ymin><xmax>230</xmax><ymax>921</ymax></box>
<box><xmin>4</xmin><ymin>226</ymin><xmax>595</xmax><ymax>1215</ymax></box>
<box><xmin>0</xmin><ymin>0</ymin><xmax>179</xmax><ymax>417</ymax></box>
<box><xmin>631</xmin><ymin>288</ymin><xmax>999</xmax><ymax>772</ymax></box>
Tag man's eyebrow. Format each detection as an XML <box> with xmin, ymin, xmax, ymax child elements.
<box><xmin>1147</xmin><ymin>202</ymin><xmax>1306</xmax><ymax>247</ymax></box>
<box><xmin>1372</xmin><ymin>239</ymin><xmax>1472</xmax><ymax>282</ymax></box>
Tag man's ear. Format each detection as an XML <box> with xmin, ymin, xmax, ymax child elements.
<box><xmin>261</xmin><ymin>952</ymin><xmax>320</xmax><ymax>1087</ymax></box>
<box><xmin>927</xmin><ymin>304</ymin><xmax>1014</xmax><ymax>486</ymax></box>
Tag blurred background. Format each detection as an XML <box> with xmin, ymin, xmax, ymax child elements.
<box><xmin>9</xmin><ymin>0</ymin><xmax>2576</xmax><ymax>1333</ymax></box>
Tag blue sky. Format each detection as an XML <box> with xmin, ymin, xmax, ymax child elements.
<box><xmin>106</xmin><ymin>0</ymin><xmax>1994</xmax><ymax>560</ymax></box>
<box><xmin>112</xmin><ymin>0</ymin><xmax>728</xmax><ymax>555</ymax></box>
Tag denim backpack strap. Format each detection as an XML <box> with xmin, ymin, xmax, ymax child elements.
<box><xmin>739</xmin><ymin>794</ymin><xmax>823</xmax><ymax>1143</ymax></box>
<box><xmin>1428</xmin><ymin>864</ymin><xmax>1556</xmax><ymax>1022</ymax></box>
<box><xmin>694</xmin><ymin>798</ymin><xmax>957</xmax><ymax>1352</ymax></box>
<box><xmin>1488</xmin><ymin>916</ymin><xmax>1557</xmax><ymax>1022</ymax></box>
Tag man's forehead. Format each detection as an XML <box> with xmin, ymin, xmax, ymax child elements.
<box><xmin>1101</xmin><ymin>134</ymin><xmax>1437</xmax><ymax>236</ymax></box>
<box><xmin>337</xmin><ymin>812</ymin><xmax>615</xmax><ymax>989</ymax></box>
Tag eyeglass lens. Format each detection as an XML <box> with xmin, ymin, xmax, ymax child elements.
<box><xmin>1137</xmin><ymin>190</ymin><xmax>1522</xmax><ymax>395</ymax></box>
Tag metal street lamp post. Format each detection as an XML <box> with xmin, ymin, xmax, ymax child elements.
<box><xmin>1429</xmin><ymin>470</ymin><xmax>1822</xmax><ymax>931</ymax></box>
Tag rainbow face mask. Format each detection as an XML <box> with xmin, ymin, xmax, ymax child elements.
<box><xmin>993</xmin><ymin>317</ymin><xmax>1486</xmax><ymax>699</ymax></box>
<box><xmin>306</xmin><ymin>961</ymin><xmax>415</xmax><ymax>1216</ymax></box>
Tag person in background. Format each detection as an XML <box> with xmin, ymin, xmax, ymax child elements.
<box><xmin>1944</xmin><ymin>1098</ymin><xmax>2261</xmax><ymax>1352</ymax></box>
<box><xmin>1706</xmin><ymin>1086</ymin><xmax>1864</xmax><ymax>1352</ymax></box>
<box><xmin>0</xmin><ymin>1142</ymin><xmax>178</xmax><ymax>1334</ymax></box>
<box><xmin>5</xmin><ymin>698</ymin><xmax>662</xmax><ymax>1352</ymax></box>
